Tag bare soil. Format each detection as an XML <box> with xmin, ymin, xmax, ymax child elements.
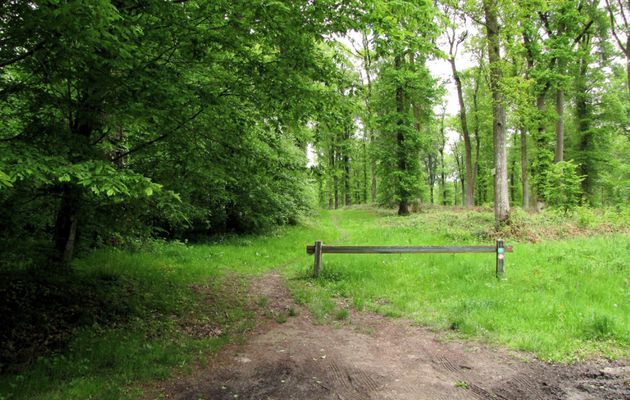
<box><xmin>145</xmin><ymin>273</ymin><xmax>629</xmax><ymax>400</ymax></box>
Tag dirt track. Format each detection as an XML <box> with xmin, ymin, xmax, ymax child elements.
<box><xmin>146</xmin><ymin>273</ymin><xmax>629</xmax><ymax>400</ymax></box>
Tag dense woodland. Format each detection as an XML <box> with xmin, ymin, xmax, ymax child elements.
<box><xmin>1</xmin><ymin>0</ymin><xmax>629</xmax><ymax>268</ymax></box>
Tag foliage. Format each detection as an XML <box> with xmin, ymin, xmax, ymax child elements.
<box><xmin>543</xmin><ymin>161</ymin><xmax>584</xmax><ymax>210</ymax></box>
<box><xmin>0</xmin><ymin>0</ymin><xmax>362</xmax><ymax>265</ymax></box>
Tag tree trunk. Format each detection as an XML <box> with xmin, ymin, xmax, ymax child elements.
<box><xmin>427</xmin><ymin>154</ymin><xmax>435</xmax><ymax>204</ymax></box>
<box><xmin>440</xmin><ymin>146</ymin><xmax>447</xmax><ymax>206</ymax></box>
<box><xmin>450</xmin><ymin>58</ymin><xmax>474</xmax><ymax>206</ymax></box>
<box><xmin>483</xmin><ymin>0</ymin><xmax>510</xmax><ymax>225</ymax></box>
<box><xmin>362</xmin><ymin>140</ymin><xmax>368</xmax><ymax>203</ymax></box>
<box><xmin>554</xmin><ymin>88</ymin><xmax>565</xmax><ymax>162</ymax></box>
<box><xmin>576</xmin><ymin>34</ymin><xmax>594</xmax><ymax>201</ymax></box>
<box><xmin>455</xmin><ymin>149</ymin><xmax>465</xmax><ymax>206</ymax></box>
<box><xmin>395</xmin><ymin>55</ymin><xmax>409</xmax><ymax>216</ymax></box>
<box><xmin>472</xmin><ymin>65</ymin><xmax>482</xmax><ymax>205</ymax></box>
<box><xmin>510</xmin><ymin>140</ymin><xmax>517</xmax><ymax>204</ymax></box>
<box><xmin>520</xmin><ymin>127</ymin><xmax>529</xmax><ymax>208</ymax></box>
<box><xmin>53</xmin><ymin>185</ymin><xmax>80</xmax><ymax>267</ymax></box>
<box><xmin>361</xmin><ymin>32</ymin><xmax>377</xmax><ymax>203</ymax></box>
<box><xmin>343</xmin><ymin>131</ymin><xmax>351</xmax><ymax>206</ymax></box>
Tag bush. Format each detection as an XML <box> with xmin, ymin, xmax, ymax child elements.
<box><xmin>543</xmin><ymin>161</ymin><xmax>584</xmax><ymax>211</ymax></box>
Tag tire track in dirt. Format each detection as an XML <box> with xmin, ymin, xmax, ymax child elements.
<box><xmin>143</xmin><ymin>272</ymin><xmax>629</xmax><ymax>400</ymax></box>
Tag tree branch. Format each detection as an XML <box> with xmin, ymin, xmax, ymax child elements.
<box><xmin>606</xmin><ymin>0</ymin><xmax>629</xmax><ymax>53</ymax></box>
<box><xmin>0</xmin><ymin>41</ymin><xmax>45</xmax><ymax>69</ymax></box>
<box><xmin>112</xmin><ymin>105</ymin><xmax>207</xmax><ymax>161</ymax></box>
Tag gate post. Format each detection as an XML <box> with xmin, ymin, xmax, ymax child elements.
<box><xmin>313</xmin><ymin>240</ymin><xmax>323</xmax><ymax>278</ymax></box>
<box><xmin>495</xmin><ymin>239</ymin><xmax>505</xmax><ymax>278</ymax></box>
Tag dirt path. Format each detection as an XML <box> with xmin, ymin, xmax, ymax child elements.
<box><xmin>147</xmin><ymin>273</ymin><xmax>629</xmax><ymax>400</ymax></box>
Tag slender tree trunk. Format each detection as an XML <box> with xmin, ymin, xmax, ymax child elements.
<box><xmin>53</xmin><ymin>185</ymin><xmax>80</xmax><ymax>266</ymax></box>
<box><xmin>395</xmin><ymin>55</ymin><xmax>409</xmax><ymax>216</ymax></box>
<box><xmin>427</xmin><ymin>154</ymin><xmax>435</xmax><ymax>204</ymax></box>
<box><xmin>343</xmin><ymin>129</ymin><xmax>351</xmax><ymax>206</ymax></box>
<box><xmin>450</xmin><ymin>58</ymin><xmax>474</xmax><ymax>206</ymax></box>
<box><xmin>440</xmin><ymin>147</ymin><xmax>446</xmax><ymax>206</ymax></box>
<box><xmin>361</xmin><ymin>32</ymin><xmax>377</xmax><ymax>203</ymax></box>
<box><xmin>454</xmin><ymin>148</ymin><xmax>465</xmax><ymax>206</ymax></box>
<box><xmin>576</xmin><ymin>35</ymin><xmax>594</xmax><ymax>201</ymax></box>
<box><xmin>510</xmin><ymin>134</ymin><xmax>517</xmax><ymax>204</ymax></box>
<box><xmin>520</xmin><ymin>127</ymin><xmax>529</xmax><ymax>208</ymax></box>
<box><xmin>483</xmin><ymin>0</ymin><xmax>510</xmax><ymax>225</ymax></box>
<box><xmin>472</xmin><ymin>67</ymin><xmax>482</xmax><ymax>205</ymax></box>
<box><xmin>362</xmin><ymin>140</ymin><xmax>368</xmax><ymax>203</ymax></box>
<box><xmin>344</xmin><ymin>158</ymin><xmax>351</xmax><ymax>206</ymax></box>
<box><xmin>554</xmin><ymin>88</ymin><xmax>565</xmax><ymax>162</ymax></box>
<box><xmin>328</xmin><ymin>188</ymin><xmax>333</xmax><ymax>209</ymax></box>
<box><xmin>331</xmin><ymin>149</ymin><xmax>339</xmax><ymax>209</ymax></box>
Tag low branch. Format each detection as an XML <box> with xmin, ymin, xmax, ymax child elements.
<box><xmin>112</xmin><ymin>105</ymin><xmax>207</xmax><ymax>161</ymax></box>
<box><xmin>0</xmin><ymin>41</ymin><xmax>45</xmax><ymax>69</ymax></box>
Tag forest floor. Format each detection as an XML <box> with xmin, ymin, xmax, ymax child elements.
<box><xmin>144</xmin><ymin>272</ymin><xmax>629</xmax><ymax>400</ymax></box>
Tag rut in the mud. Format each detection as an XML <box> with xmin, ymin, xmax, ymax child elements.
<box><xmin>147</xmin><ymin>273</ymin><xmax>629</xmax><ymax>400</ymax></box>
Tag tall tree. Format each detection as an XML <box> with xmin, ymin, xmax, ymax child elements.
<box><xmin>604</xmin><ymin>0</ymin><xmax>630</xmax><ymax>96</ymax></box>
<box><xmin>482</xmin><ymin>0</ymin><xmax>510</xmax><ymax>225</ymax></box>
<box><xmin>445</xmin><ymin>5</ymin><xmax>475</xmax><ymax>207</ymax></box>
<box><xmin>368</xmin><ymin>0</ymin><xmax>439</xmax><ymax>215</ymax></box>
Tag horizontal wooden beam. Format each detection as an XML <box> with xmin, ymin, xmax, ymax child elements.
<box><xmin>306</xmin><ymin>245</ymin><xmax>513</xmax><ymax>255</ymax></box>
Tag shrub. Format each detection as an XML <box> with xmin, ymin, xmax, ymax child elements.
<box><xmin>543</xmin><ymin>161</ymin><xmax>584</xmax><ymax>211</ymax></box>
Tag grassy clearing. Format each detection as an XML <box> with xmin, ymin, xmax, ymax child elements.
<box><xmin>1</xmin><ymin>206</ymin><xmax>628</xmax><ymax>399</ymax></box>
<box><xmin>287</xmin><ymin>207</ymin><xmax>630</xmax><ymax>362</ymax></box>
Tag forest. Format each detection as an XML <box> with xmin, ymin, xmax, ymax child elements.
<box><xmin>1</xmin><ymin>0</ymin><xmax>629</xmax><ymax>399</ymax></box>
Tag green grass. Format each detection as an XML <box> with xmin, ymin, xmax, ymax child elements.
<box><xmin>287</xmin><ymin>207</ymin><xmax>630</xmax><ymax>362</ymax></box>
<box><xmin>1</xmin><ymin>206</ymin><xmax>628</xmax><ymax>399</ymax></box>
<box><xmin>0</xmin><ymin>214</ymin><xmax>334</xmax><ymax>400</ymax></box>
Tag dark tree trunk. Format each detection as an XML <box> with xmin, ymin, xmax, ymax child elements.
<box><xmin>520</xmin><ymin>127</ymin><xmax>530</xmax><ymax>208</ymax></box>
<box><xmin>523</xmin><ymin>30</ymin><xmax>552</xmax><ymax>210</ymax></box>
<box><xmin>361</xmin><ymin>32</ymin><xmax>377</xmax><ymax>203</ymax></box>
<box><xmin>454</xmin><ymin>149</ymin><xmax>465</xmax><ymax>206</ymax></box>
<box><xmin>343</xmin><ymin>127</ymin><xmax>351</xmax><ymax>206</ymax></box>
<box><xmin>472</xmin><ymin>66</ymin><xmax>482</xmax><ymax>206</ymax></box>
<box><xmin>440</xmin><ymin>146</ymin><xmax>446</xmax><ymax>206</ymax></box>
<box><xmin>395</xmin><ymin>55</ymin><xmax>409</xmax><ymax>216</ymax></box>
<box><xmin>426</xmin><ymin>154</ymin><xmax>436</xmax><ymax>204</ymax></box>
<box><xmin>362</xmin><ymin>141</ymin><xmax>368</xmax><ymax>203</ymax></box>
<box><xmin>576</xmin><ymin>34</ymin><xmax>594</xmax><ymax>201</ymax></box>
<box><xmin>510</xmin><ymin>136</ymin><xmax>517</xmax><ymax>204</ymax></box>
<box><xmin>53</xmin><ymin>185</ymin><xmax>80</xmax><ymax>266</ymax></box>
<box><xmin>344</xmin><ymin>154</ymin><xmax>351</xmax><ymax>206</ymax></box>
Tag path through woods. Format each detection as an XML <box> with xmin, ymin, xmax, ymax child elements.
<box><xmin>144</xmin><ymin>273</ymin><xmax>628</xmax><ymax>400</ymax></box>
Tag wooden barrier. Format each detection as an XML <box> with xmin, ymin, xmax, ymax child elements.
<box><xmin>306</xmin><ymin>239</ymin><xmax>512</xmax><ymax>278</ymax></box>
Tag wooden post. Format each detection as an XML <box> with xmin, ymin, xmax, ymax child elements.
<box><xmin>495</xmin><ymin>238</ymin><xmax>505</xmax><ymax>278</ymax></box>
<box><xmin>313</xmin><ymin>240</ymin><xmax>323</xmax><ymax>278</ymax></box>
